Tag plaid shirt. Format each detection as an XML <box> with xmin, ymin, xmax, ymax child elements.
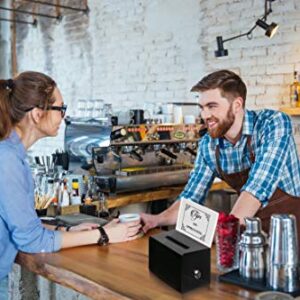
<box><xmin>180</xmin><ymin>109</ymin><xmax>300</xmax><ymax>205</ymax></box>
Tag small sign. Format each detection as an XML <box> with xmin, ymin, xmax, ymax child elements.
<box><xmin>176</xmin><ymin>198</ymin><xmax>219</xmax><ymax>248</ymax></box>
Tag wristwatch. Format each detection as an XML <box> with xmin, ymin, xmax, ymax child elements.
<box><xmin>97</xmin><ymin>226</ymin><xmax>109</xmax><ymax>246</ymax></box>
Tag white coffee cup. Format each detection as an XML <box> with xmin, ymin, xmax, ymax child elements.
<box><xmin>119</xmin><ymin>213</ymin><xmax>141</xmax><ymax>223</ymax></box>
<box><xmin>184</xmin><ymin>115</ymin><xmax>196</xmax><ymax>124</ymax></box>
<box><xmin>162</xmin><ymin>114</ymin><xmax>173</xmax><ymax>123</ymax></box>
<box><xmin>173</xmin><ymin>106</ymin><xmax>183</xmax><ymax>124</ymax></box>
<box><xmin>117</xmin><ymin>110</ymin><xmax>134</xmax><ymax>125</ymax></box>
<box><xmin>162</xmin><ymin>104</ymin><xmax>173</xmax><ymax>114</ymax></box>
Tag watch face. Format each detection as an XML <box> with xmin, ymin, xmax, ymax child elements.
<box><xmin>99</xmin><ymin>236</ymin><xmax>108</xmax><ymax>246</ymax></box>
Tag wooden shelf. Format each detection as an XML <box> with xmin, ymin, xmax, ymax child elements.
<box><xmin>106</xmin><ymin>182</ymin><xmax>233</xmax><ymax>209</ymax></box>
<box><xmin>279</xmin><ymin>107</ymin><xmax>300</xmax><ymax>116</ymax></box>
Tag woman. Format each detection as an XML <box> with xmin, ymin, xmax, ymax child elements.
<box><xmin>0</xmin><ymin>71</ymin><xmax>141</xmax><ymax>299</ymax></box>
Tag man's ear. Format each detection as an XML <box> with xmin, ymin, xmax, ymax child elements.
<box><xmin>30</xmin><ymin>107</ymin><xmax>44</xmax><ymax>124</ymax></box>
<box><xmin>232</xmin><ymin>97</ymin><xmax>243</xmax><ymax>113</ymax></box>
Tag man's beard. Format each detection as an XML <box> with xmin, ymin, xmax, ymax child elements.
<box><xmin>205</xmin><ymin>105</ymin><xmax>235</xmax><ymax>138</ymax></box>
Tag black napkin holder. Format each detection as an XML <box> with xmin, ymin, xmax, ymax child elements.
<box><xmin>149</xmin><ymin>229</ymin><xmax>210</xmax><ymax>293</ymax></box>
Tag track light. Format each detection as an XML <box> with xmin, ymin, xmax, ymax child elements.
<box><xmin>256</xmin><ymin>19</ymin><xmax>278</xmax><ymax>38</ymax></box>
<box><xmin>214</xmin><ymin>0</ymin><xmax>278</xmax><ymax>57</ymax></box>
<box><xmin>215</xmin><ymin>36</ymin><xmax>228</xmax><ymax>58</ymax></box>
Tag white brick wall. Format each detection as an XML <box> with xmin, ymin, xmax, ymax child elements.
<box><xmin>0</xmin><ymin>0</ymin><xmax>11</xmax><ymax>78</ymax></box>
<box><xmin>13</xmin><ymin>0</ymin><xmax>300</xmax><ymax>155</ymax></box>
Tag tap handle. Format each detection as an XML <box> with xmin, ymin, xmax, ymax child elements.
<box><xmin>111</xmin><ymin>150</ymin><xmax>122</xmax><ymax>163</ymax></box>
<box><xmin>185</xmin><ymin>147</ymin><xmax>197</xmax><ymax>156</ymax></box>
<box><xmin>160</xmin><ymin>148</ymin><xmax>177</xmax><ymax>160</ymax></box>
<box><xmin>130</xmin><ymin>150</ymin><xmax>143</xmax><ymax>162</ymax></box>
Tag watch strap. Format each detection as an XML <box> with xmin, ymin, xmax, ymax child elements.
<box><xmin>97</xmin><ymin>226</ymin><xmax>109</xmax><ymax>246</ymax></box>
<box><xmin>66</xmin><ymin>225</ymin><xmax>72</xmax><ymax>232</ymax></box>
<box><xmin>55</xmin><ymin>224</ymin><xmax>64</xmax><ymax>231</ymax></box>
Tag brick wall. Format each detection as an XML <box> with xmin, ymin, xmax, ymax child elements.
<box><xmin>0</xmin><ymin>0</ymin><xmax>11</xmax><ymax>78</ymax></box>
<box><xmin>200</xmin><ymin>0</ymin><xmax>300</xmax><ymax>110</ymax></box>
<box><xmin>13</xmin><ymin>0</ymin><xmax>300</xmax><ymax>155</ymax></box>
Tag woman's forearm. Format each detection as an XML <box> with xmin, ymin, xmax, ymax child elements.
<box><xmin>60</xmin><ymin>229</ymin><xmax>99</xmax><ymax>249</ymax></box>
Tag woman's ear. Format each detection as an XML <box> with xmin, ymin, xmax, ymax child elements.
<box><xmin>30</xmin><ymin>107</ymin><xmax>44</xmax><ymax>124</ymax></box>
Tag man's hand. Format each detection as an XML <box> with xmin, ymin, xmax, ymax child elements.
<box><xmin>140</xmin><ymin>213</ymin><xmax>159</xmax><ymax>233</ymax></box>
<box><xmin>140</xmin><ymin>201</ymin><xmax>181</xmax><ymax>233</ymax></box>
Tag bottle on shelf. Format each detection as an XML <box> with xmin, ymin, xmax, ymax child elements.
<box><xmin>71</xmin><ymin>178</ymin><xmax>81</xmax><ymax>205</ymax></box>
<box><xmin>81</xmin><ymin>175</ymin><xmax>89</xmax><ymax>202</ymax></box>
<box><xmin>290</xmin><ymin>71</ymin><xmax>300</xmax><ymax>108</ymax></box>
<box><xmin>60</xmin><ymin>179</ymin><xmax>70</xmax><ymax>207</ymax></box>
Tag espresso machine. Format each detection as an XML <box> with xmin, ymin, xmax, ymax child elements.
<box><xmin>64</xmin><ymin>117</ymin><xmax>206</xmax><ymax>194</ymax></box>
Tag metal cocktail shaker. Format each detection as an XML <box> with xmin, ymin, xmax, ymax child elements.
<box><xmin>239</xmin><ymin>217</ymin><xmax>267</xmax><ymax>280</ymax></box>
<box><xmin>267</xmin><ymin>214</ymin><xmax>299</xmax><ymax>292</ymax></box>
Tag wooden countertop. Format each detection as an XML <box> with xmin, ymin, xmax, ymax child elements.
<box><xmin>107</xmin><ymin>181</ymin><xmax>232</xmax><ymax>209</ymax></box>
<box><xmin>16</xmin><ymin>231</ymin><xmax>256</xmax><ymax>300</ymax></box>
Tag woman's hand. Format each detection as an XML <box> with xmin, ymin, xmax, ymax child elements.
<box><xmin>69</xmin><ymin>223</ymin><xmax>100</xmax><ymax>232</ymax></box>
<box><xmin>104</xmin><ymin>219</ymin><xmax>141</xmax><ymax>243</ymax></box>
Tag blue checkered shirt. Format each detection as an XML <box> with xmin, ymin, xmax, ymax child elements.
<box><xmin>180</xmin><ymin>109</ymin><xmax>300</xmax><ymax>205</ymax></box>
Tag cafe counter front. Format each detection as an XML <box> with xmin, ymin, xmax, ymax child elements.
<box><xmin>15</xmin><ymin>230</ymin><xmax>256</xmax><ymax>300</ymax></box>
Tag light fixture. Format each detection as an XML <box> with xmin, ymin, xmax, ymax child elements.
<box><xmin>256</xmin><ymin>19</ymin><xmax>278</xmax><ymax>38</ymax></box>
<box><xmin>214</xmin><ymin>0</ymin><xmax>278</xmax><ymax>57</ymax></box>
<box><xmin>215</xmin><ymin>23</ymin><xmax>257</xmax><ymax>58</ymax></box>
<box><xmin>215</xmin><ymin>36</ymin><xmax>228</xmax><ymax>58</ymax></box>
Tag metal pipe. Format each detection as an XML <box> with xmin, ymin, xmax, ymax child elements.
<box><xmin>0</xmin><ymin>6</ymin><xmax>61</xmax><ymax>20</ymax></box>
<box><xmin>23</xmin><ymin>0</ymin><xmax>89</xmax><ymax>14</ymax></box>
<box><xmin>0</xmin><ymin>17</ymin><xmax>37</xmax><ymax>26</ymax></box>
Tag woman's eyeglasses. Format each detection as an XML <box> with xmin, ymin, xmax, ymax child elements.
<box><xmin>25</xmin><ymin>104</ymin><xmax>67</xmax><ymax>118</ymax></box>
<box><xmin>46</xmin><ymin>104</ymin><xmax>67</xmax><ymax>118</ymax></box>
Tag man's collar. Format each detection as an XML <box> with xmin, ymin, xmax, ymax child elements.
<box><xmin>215</xmin><ymin>110</ymin><xmax>254</xmax><ymax>147</ymax></box>
<box><xmin>242</xmin><ymin>109</ymin><xmax>254</xmax><ymax>136</ymax></box>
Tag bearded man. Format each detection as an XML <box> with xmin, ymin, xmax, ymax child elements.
<box><xmin>141</xmin><ymin>69</ymin><xmax>300</xmax><ymax>240</ymax></box>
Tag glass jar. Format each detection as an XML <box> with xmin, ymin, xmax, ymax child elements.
<box><xmin>103</xmin><ymin>103</ymin><xmax>113</xmax><ymax>118</ymax></box>
<box><xmin>216</xmin><ymin>215</ymin><xmax>240</xmax><ymax>273</ymax></box>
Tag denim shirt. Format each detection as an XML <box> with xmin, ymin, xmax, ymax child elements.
<box><xmin>0</xmin><ymin>131</ymin><xmax>62</xmax><ymax>280</ymax></box>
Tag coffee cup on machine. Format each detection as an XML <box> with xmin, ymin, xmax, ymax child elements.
<box><xmin>117</xmin><ymin>110</ymin><xmax>133</xmax><ymax>125</ymax></box>
<box><xmin>130</xmin><ymin>109</ymin><xmax>145</xmax><ymax>125</ymax></box>
<box><xmin>183</xmin><ymin>115</ymin><xmax>196</xmax><ymax>124</ymax></box>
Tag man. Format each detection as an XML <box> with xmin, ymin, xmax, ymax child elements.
<box><xmin>141</xmin><ymin>69</ymin><xmax>300</xmax><ymax>239</ymax></box>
